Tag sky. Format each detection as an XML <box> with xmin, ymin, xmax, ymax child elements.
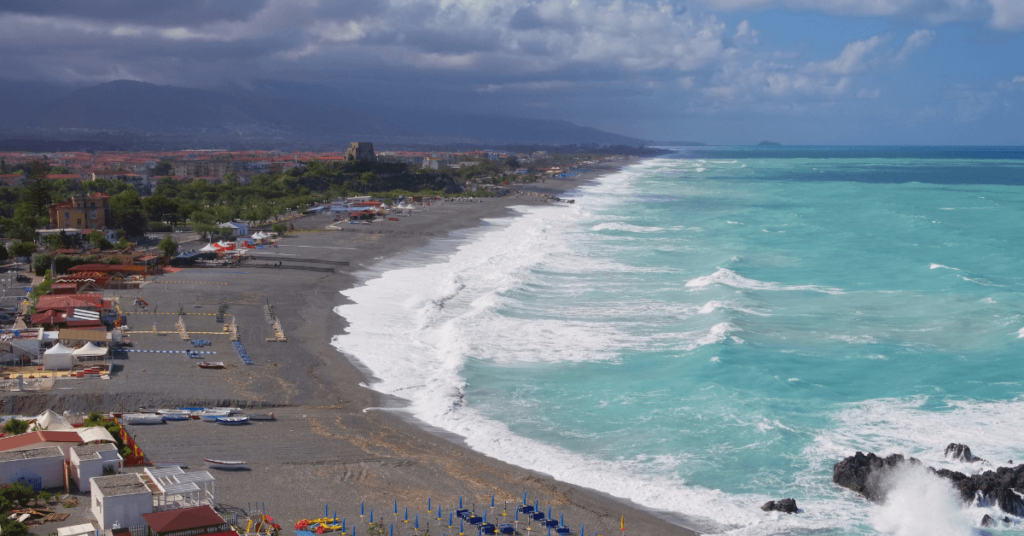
<box><xmin>1</xmin><ymin>0</ymin><xmax>1023</xmax><ymax>145</ymax></box>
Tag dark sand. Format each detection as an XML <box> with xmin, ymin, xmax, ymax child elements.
<box><xmin>11</xmin><ymin>162</ymin><xmax>699</xmax><ymax>536</ymax></box>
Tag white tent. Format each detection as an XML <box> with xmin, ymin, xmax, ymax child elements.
<box><xmin>199</xmin><ymin>243</ymin><xmax>218</xmax><ymax>253</ymax></box>
<box><xmin>35</xmin><ymin>409</ymin><xmax>75</xmax><ymax>431</ymax></box>
<box><xmin>73</xmin><ymin>342</ymin><xmax>108</xmax><ymax>358</ymax></box>
<box><xmin>252</xmin><ymin>231</ymin><xmax>267</xmax><ymax>240</ymax></box>
<box><xmin>43</xmin><ymin>342</ymin><xmax>74</xmax><ymax>370</ymax></box>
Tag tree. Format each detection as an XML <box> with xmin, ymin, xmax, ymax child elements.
<box><xmin>157</xmin><ymin>235</ymin><xmax>178</xmax><ymax>258</ymax></box>
<box><xmin>110</xmin><ymin>189</ymin><xmax>148</xmax><ymax>236</ymax></box>
<box><xmin>43</xmin><ymin>233</ymin><xmax>65</xmax><ymax>251</ymax></box>
<box><xmin>271</xmin><ymin>223</ymin><xmax>287</xmax><ymax>236</ymax></box>
<box><xmin>0</xmin><ymin>244</ymin><xmax>8</xmax><ymax>263</ymax></box>
<box><xmin>8</xmin><ymin>241</ymin><xmax>36</xmax><ymax>258</ymax></box>
<box><xmin>87</xmin><ymin>230</ymin><xmax>113</xmax><ymax>250</ymax></box>
<box><xmin>2</xmin><ymin>418</ymin><xmax>28</xmax><ymax>435</ymax></box>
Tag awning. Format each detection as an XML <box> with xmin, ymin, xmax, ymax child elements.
<box><xmin>73</xmin><ymin>342</ymin><xmax>108</xmax><ymax>357</ymax></box>
<box><xmin>44</xmin><ymin>342</ymin><xmax>73</xmax><ymax>356</ymax></box>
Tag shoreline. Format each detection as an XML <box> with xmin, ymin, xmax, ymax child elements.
<box><xmin>9</xmin><ymin>158</ymin><xmax>699</xmax><ymax>536</ymax></box>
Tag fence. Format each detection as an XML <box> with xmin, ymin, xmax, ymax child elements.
<box><xmin>103</xmin><ymin>525</ymin><xmax>146</xmax><ymax>536</ymax></box>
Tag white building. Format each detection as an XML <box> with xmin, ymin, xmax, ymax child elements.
<box><xmin>70</xmin><ymin>443</ymin><xmax>122</xmax><ymax>492</ymax></box>
<box><xmin>90</xmin><ymin>473</ymin><xmax>153</xmax><ymax>530</ymax></box>
<box><xmin>217</xmin><ymin>221</ymin><xmax>250</xmax><ymax>237</ymax></box>
<box><xmin>0</xmin><ymin>446</ymin><xmax>65</xmax><ymax>491</ymax></box>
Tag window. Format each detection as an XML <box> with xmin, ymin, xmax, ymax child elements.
<box><xmin>90</xmin><ymin>211</ymin><xmax>97</xmax><ymax>220</ymax></box>
<box><xmin>64</xmin><ymin>212</ymin><xmax>70</xmax><ymax>220</ymax></box>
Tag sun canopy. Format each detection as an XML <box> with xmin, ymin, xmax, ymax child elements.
<box><xmin>72</xmin><ymin>342</ymin><xmax>107</xmax><ymax>357</ymax></box>
<box><xmin>44</xmin><ymin>342</ymin><xmax>73</xmax><ymax>356</ymax></box>
<box><xmin>199</xmin><ymin>243</ymin><xmax>218</xmax><ymax>253</ymax></box>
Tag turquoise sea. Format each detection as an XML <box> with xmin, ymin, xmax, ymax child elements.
<box><xmin>334</xmin><ymin>146</ymin><xmax>1024</xmax><ymax>535</ymax></box>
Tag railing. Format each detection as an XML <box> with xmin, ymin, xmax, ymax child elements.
<box><xmin>102</xmin><ymin>525</ymin><xmax>146</xmax><ymax>536</ymax></box>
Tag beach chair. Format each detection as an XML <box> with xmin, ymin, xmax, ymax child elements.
<box><xmin>544</xmin><ymin>519</ymin><xmax>559</xmax><ymax>528</ymax></box>
<box><xmin>518</xmin><ymin>506</ymin><xmax>534</xmax><ymax>514</ymax></box>
<box><xmin>498</xmin><ymin>524</ymin><xmax>515</xmax><ymax>534</ymax></box>
<box><xmin>480</xmin><ymin>523</ymin><xmax>496</xmax><ymax>534</ymax></box>
<box><xmin>456</xmin><ymin>509</ymin><xmax>470</xmax><ymax>520</ymax></box>
<box><xmin>556</xmin><ymin>527</ymin><xmax>571</xmax><ymax>535</ymax></box>
<box><xmin>531</xmin><ymin>512</ymin><xmax>545</xmax><ymax>521</ymax></box>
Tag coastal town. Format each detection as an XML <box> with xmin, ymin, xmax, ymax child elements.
<box><xmin>0</xmin><ymin>142</ymin><xmax>666</xmax><ymax>536</ymax></box>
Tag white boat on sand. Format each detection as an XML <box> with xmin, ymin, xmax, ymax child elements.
<box><xmin>204</xmin><ymin>458</ymin><xmax>247</xmax><ymax>470</ymax></box>
<box><xmin>122</xmin><ymin>413</ymin><xmax>164</xmax><ymax>425</ymax></box>
<box><xmin>215</xmin><ymin>416</ymin><xmax>249</xmax><ymax>425</ymax></box>
<box><xmin>248</xmin><ymin>413</ymin><xmax>275</xmax><ymax>421</ymax></box>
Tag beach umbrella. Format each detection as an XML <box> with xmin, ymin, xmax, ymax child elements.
<box><xmin>326</xmin><ymin>504</ymin><xmax>329</xmax><ymax>518</ymax></box>
<box><xmin>405</xmin><ymin>507</ymin><xmax>410</xmax><ymax>522</ymax></box>
<box><xmin>620</xmin><ymin>515</ymin><xmax>625</xmax><ymax>531</ymax></box>
<box><xmin>391</xmin><ymin>524</ymin><xmax>394</xmax><ymax>536</ymax></box>
<box><xmin>429</xmin><ymin>498</ymin><xmax>432</xmax><ymax>512</ymax></box>
<box><xmin>504</xmin><ymin>501</ymin><xmax>508</xmax><ymax>516</ymax></box>
<box><xmin>515</xmin><ymin>510</ymin><xmax>519</xmax><ymax>522</ymax></box>
<box><xmin>334</xmin><ymin>511</ymin><xmax>337</xmax><ymax>523</ymax></box>
<box><xmin>342</xmin><ymin>519</ymin><xmax>346</xmax><ymax>532</ymax></box>
<box><xmin>370</xmin><ymin>508</ymin><xmax>374</xmax><ymax>523</ymax></box>
<box><xmin>548</xmin><ymin>507</ymin><xmax>551</xmax><ymax>520</ymax></box>
<box><xmin>362</xmin><ymin>501</ymin><xmax>365</xmax><ymax>517</ymax></box>
<box><xmin>491</xmin><ymin>495</ymin><xmax>495</xmax><ymax>508</ymax></box>
<box><xmin>579</xmin><ymin>524</ymin><xmax>584</xmax><ymax>536</ymax></box>
<box><xmin>523</xmin><ymin>493</ymin><xmax>527</xmax><ymax>505</ymax></box>
<box><xmin>535</xmin><ymin>500</ymin><xmax>539</xmax><ymax>512</ymax></box>
<box><xmin>438</xmin><ymin>505</ymin><xmax>442</xmax><ymax>520</ymax></box>
<box><xmin>395</xmin><ymin>501</ymin><xmax>399</xmax><ymax>516</ymax></box>
<box><xmin>449</xmin><ymin>512</ymin><xmax>453</xmax><ymax>527</ymax></box>
<box><xmin>460</xmin><ymin>496</ymin><xmax>464</xmax><ymax>509</ymax></box>
<box><xmin>484</xmin><ymin>511</ymin><xmax>487</xmax><ymax>523</ymax></box>
<box><xmin>415</xmin><ymin>514</ymin><xmax>419</xmax><ymax>530</ymax></box>
<box><xmin>560</xmin><ymin>514</ymin><xmax>564</xmax><ymax>527</ymax></box>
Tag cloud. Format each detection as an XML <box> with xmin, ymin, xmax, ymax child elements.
<box><xmin>857</xmin><ymin>88</ymin><xmax>881</xmax><ymax>98</ymax></box>
<box><xmin>895</xmin><ymin>29</ymin><xmax>935</xmax><ymax>61</ymax></box>
<box><xmin>697</xmin><ymin>0</ymin><xmax>990</xmax><ymax>25</ymax></box>
<box><xmin>810</xmin><ymin>35</ymin><xmax>884</xmax><ymax>75</ymax></box>
<box><xmin>1015</xmin><ymin>75</ymin><xmax>1024</xmax><ymax>85</ymax></box>
<box><xmin>989</xmin><ymin>0</ymin><xmax>1024</xmax><ymax>29</ymax></box>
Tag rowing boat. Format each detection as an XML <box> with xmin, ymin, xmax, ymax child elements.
<box><xmin>197</xmin><ymin>362</ymin><xmax>225</xmax><ymax>369</ymax></box>
<box><xmin>204</xmin><ymin>458</ymin><xmax>247</xmax><ymax>470</ymax></box>
<box><xmin>215</xmin><ymin>416</ymin><xmax>249</xmax><ymax>425</ymax></box>
<box><xmin>248</xmin><ymin>412</ymin><xmax>275</xmax><ymax>421</ymax></box>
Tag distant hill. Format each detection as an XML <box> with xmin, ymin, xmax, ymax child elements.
<box><xmin>0</xmin><ymin>79</ymin><xmax>650</xmax><ymax>147</ymax></box>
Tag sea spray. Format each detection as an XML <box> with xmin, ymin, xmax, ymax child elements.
<box><xmin>870</xmin><ymin>464</ymin><xmax>975</xmax><ymax>536</ymax></box>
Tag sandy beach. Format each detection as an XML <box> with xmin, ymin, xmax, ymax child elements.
<box><xmin>7</xmin><ymin>161</ymin><xmax>697</xmax><ymax>536</ymax></box>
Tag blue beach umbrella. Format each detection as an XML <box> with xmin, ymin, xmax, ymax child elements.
<box><xmin>429</xmin><ymin>498</ymin><xmax>432</xmax><ymax>512</ymax></box>
<box><xmin>342</xmin><ymin>519</ymin><xmax>346</xmax><ymax>532</ymax></box>
<box><xmin>449</xmin><ymin>512</ymin><xmax>454</xmax><ymax>527</ymax></box>
<box><xmin>326</xmin><ymin>503</ymin><xmax>329</xmax><ymax>518</ymax></box>
<box><xmin>491</xmin><ymin>494</ymin><xmax>495</xmax><ymax>508</ymax></box>
<box><xmin>415</xmin><ymin>514</ymin><xmax>420</xmax><ymax>529</ymax></box>
<box><xmin>460</xmin><ymin>496</ymin><xmax>464</xmax><ymax>509</ymax></box>
<box><xmin>548</xmin><ymin>506</ymin><xmax>551</xmax><ymax>519</ymax></box>
<box><xmin>515</xmin><ymin>510</ymin><xmax>519</xmax><ymax>522</ymax></box>
<box><xmin>391</xmin><ymin>524</ymin><xmax>394</xmax><ymax>536</ymax></box>
<box><xmin>523</xmin><ymin>492</ymin><xmax>527</xmax><ymax>505</ymax></box>
<box><xmin>405</xmin><ymin>506</ymin><xmax>409</xmax><ymax>522</ymax></box>
<box><xmin>361</xmin><ymin>501</ymin><xmax>365</xmax><ymax>517</ymax></box>
<box><xmin>395</xmin><ymin>501</ymin><xmax>399</xmax><ymax>515</ymax></box>
<box><xmin>370</xmin><ymin>508</ymin><xmax>374</xmax><ymax>523</ymax></box>
<box><xmin>438</xmin><ymin>505</ymin><xmax>442</xmax><ymax>520</ymax></box>
<box><xmin>560</xmin><ymin>513</ymin><xmax>564</xmax><ymax>527</ymax></box>
<box><xmin>579</xmin><ymin>524</ymin><xmax>584</xmax><ymax>535</ymax></box>
<box><xmin>535</xmin><ymin>500</ymin><xmax>539</xmax><ymax>512</ymax></box>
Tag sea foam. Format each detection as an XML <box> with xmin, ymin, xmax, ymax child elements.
<box><xmin>685</xmin><ymin>268</ymin><xmax>844</xmax><ymax>294</ymax></box>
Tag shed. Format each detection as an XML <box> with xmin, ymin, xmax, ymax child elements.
<box><xmin>70</xmin><ymin>443</ymin><xmax>122</xmax><ymax>492</ymax></box>
<box><xmin>90</xmin><ymin>473</ymin><xmax>153</xmax><ymax>530</ymax></box>
<box><xmin>0</xmin><ymin>446</ymin><xmax>65</xmax><ymax>491</ymax></box>
<box><xmin>43</xmin><ymin>342</ymin><xmax>74</xmax><ymax>370</ymax></box>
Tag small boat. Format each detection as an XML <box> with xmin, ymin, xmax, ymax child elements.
<box><xmin>204</xmin><ymin>458</ymin><xmax>247</xmax><ymax>470</ymax></box>
<box><xmin>122</xmin><ymin>413</ymin><xmax>164</xmax><ymax>425</ymax></box>
<box><xmin>198</xmin><ymin>411</ymin><xmax>231</xmax><ymax>422</ymax></box>
<box><xmin>248</xmin><ymin>412</ymin><xmax>275</xmax><ymax>421</ymax></box>
<box><xmin>161</xmin><ymin>413</ymin><xmax>190</xmax><ymax>421</ymax></box>
<box><xmin>156</xmin><ymin>409</ymin><xmax>190</xmax><ymax>415</ymax></box>
<box><xmin>215</xmin><ymin>416</ymin><xmax>249</xmax><ymax>425</ymax></box>
<box><xmin>197</xmin><ymin>362</ymin><xmax>225</xmax><ymax>369</ymax></box>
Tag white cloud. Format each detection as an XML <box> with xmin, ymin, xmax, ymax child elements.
<box><xmin>679</xmin><ymin>76</ymin><xmax>696</xmax><ymax>89</ymax></box>
<box><xmin>1014</xmin><ymin>75</ymin><xmax>1024</xmax><ymax>84</ymax></box>
<box><xmin>989</xmin><ymin>0</ymin><xmax>1024</xmax><ymax>29</ymax></box>
<box><xmin>895</xmin><ymin>29</ymin><xmax>935</xmax><ymax>62</ymax></box>
<box><xmin>811</xmin><ymin>35</ymin><xmax>883</xmax><ymax>75</ymax></box>
<box><xmin>697</xmin><ymin>0</ymin><xmax>989</xmax><ymax>25</ymax></box>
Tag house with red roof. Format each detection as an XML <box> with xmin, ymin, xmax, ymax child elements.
<box><xmin>48</xmin><ymin>192</ymin><xmax>111</xmax><ymax>231</ymax></box>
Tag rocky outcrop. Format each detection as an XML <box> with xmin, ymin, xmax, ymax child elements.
<box><xmin>760</xmin><ymin>499</ymin><xmax>798</xmax><ymax>514</ymax></box>
<box><xmin>832</xmin><ymin>451</ymin><xmax>922</xmax><ymax>502</ymax></box>
<box><xmin>945</xmin><ymin>443</ymin><xmax>984</xmax><ymax>463</ymax></box>
<box><xmin>833</xmin><ymin>451</ymin><xmax>1024</xmax><ymax>517</ymax></box>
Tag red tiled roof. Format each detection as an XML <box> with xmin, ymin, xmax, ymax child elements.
<box><xmin>89</xmin><ymin>192</ymin><xmax>111</xmax><ymax>198</ymax></box>
<box><xmin>68</xmin><ymin>264</ymin><xmax>144</xmax><ymax>273</ymax></box>
<box><xmin>30</xmin><ymin>311</ymin><xmax>66</xmax><ymax>325</ymax></box>
<box><xmin>143</xmin><ymin>506</ymin><xmax>224</xmax><ymax>533</ymax></box>
<box><xmin>0</xmin><ymin>431</ymin><xmax>83</xmax><ymax>452</ymax></box>
<box><xmin>65</xmin><ymin>319</ymin><xmax>104</xmax><ymax>327</ymax></box>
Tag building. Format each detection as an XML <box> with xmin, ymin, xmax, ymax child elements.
<box><xmin>90</xmin><ymin>473</ymin><xmax>153</xmax><ymax>530</ymax></box>
<box><xmin>346</xmin><ymin>142</ymin><xmax>375</xmax><ymax>162</ymax></box>
<box><xmin>216</xmin><ymin>221</ymin><xmax>249</xmax><ymax>237</ymax></box>
<box><xmin>70</xmin><ymin>444</ymin><xmax>122</xmax><ymax>492</ymax></box>
<box><xmin>0</xmin><ymin>446</ymin><xmax>65</xmax><ymax>491</ymax></box>
<box><xmin>0</xmin><ymin>429</ymin><xmax>116</xmax><ymax>461</ymax></box>
<box><xmin>142</xmin><ymin>505</ymin><xmax>228</xmax><ymax>536</ymax></box>
<box><xmin>48</xmin><ymin>193</ymin><xmax>111</xmax><ymax>231</ymax></box>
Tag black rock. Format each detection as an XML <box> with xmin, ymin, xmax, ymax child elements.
<box><xmin>944</xmin><ymin>443</ymin><xmax>984</xmax><ymax>463</ymax></box>
<box><xmin>832</xmin><ymin>451</ymin><xmax>921</xmax><ymax>502</ymax></box>
<box><xmin>981</xmin><ymin>514</ymin><xmax>994</xmax><ymax>527</ymax></box>
<box><xmin>834</xmin><ymin>451</ymin><xmax>1024</xmax><ymax>517</ymax></box>
<box><xmin>760</xmin><ymin>498</ymin><xmax>798</xmax><ymax>514</ymax></box>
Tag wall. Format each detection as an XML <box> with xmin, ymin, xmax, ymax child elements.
<box><xmin>92</xmin><ymin>486</ymin><xmax>152</xmax><ymax>530</ymax></box>
<box><xmin>0</xmin><ymin>454</ymin><xmax>65</xmax><ymax>490</ymax></box>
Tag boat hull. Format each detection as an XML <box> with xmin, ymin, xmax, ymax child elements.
<box><xmin>122</xmin><ymin>414</ymin><xmax>164</xmax><ymax>424</ymax></box>
<box><xmin>204</xmin><ymin>458</ymin><xmax>247</xmax><ymax>470</ymax></box>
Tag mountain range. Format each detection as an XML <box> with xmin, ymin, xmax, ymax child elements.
<box><xmin>0</xmin><ymin>80</ymin><xmax>680</xmax><ymax>150</ymax></box>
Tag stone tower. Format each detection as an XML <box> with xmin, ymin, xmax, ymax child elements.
<box><xmin>345</xmin><ymin>142</ymin><xmax>375</xmax><ymax>162</ymax></box>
